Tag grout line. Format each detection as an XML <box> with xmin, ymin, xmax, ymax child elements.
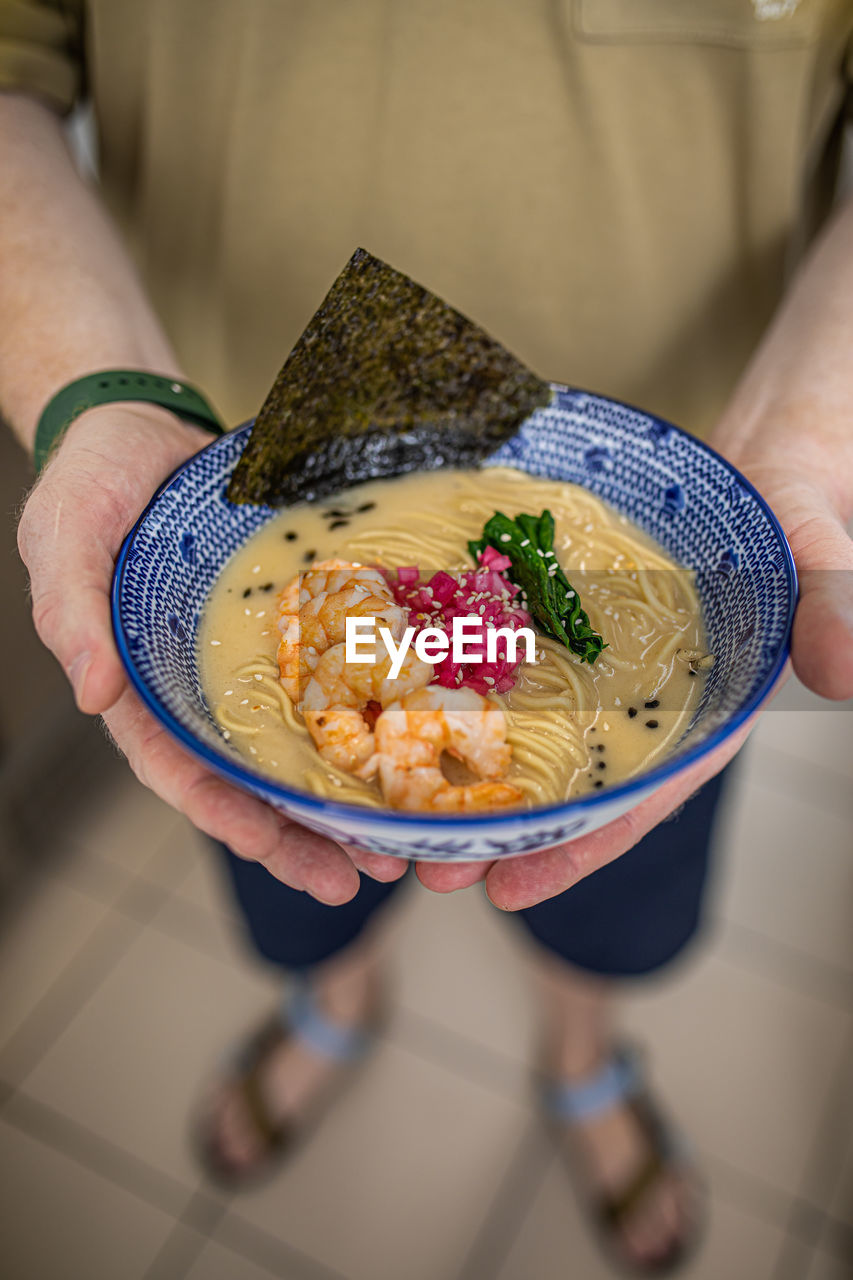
<box><xmin>795</xmin><ymin>1025</ymin><xmax>853</xmax><ymax>1208</ymax></box>
<box><xmin>770</xmin><ymin>1025</ymin><xmax>853</xmax><ymax>1280</ymax></box>
<box><xmin>771</xmin><ymin>1202</ymin><xmax>825</xmax><ymax>1280</ymax></box>
<box><xmin>140</xmin><ymin>1224</ymin><xmax>208</xmax><ymax>1280</ymax></box>
<box><xmin>215</xmin><ymin>1212</ymin><xmax>353</xmax><ymax>1280</ymax></box>
<box><xmin>0</xmin><ymin>908</ymin><xmax>143</xmax><ymax>1086</ymax></box>
<box><xmin>140</xmin><ymin>1191</ymin><xmax>230</xmax><ymax>1280</ymax></box>
<box><xmin>704</xmin><ymin>1153</ymin><xmax>797</xmax><ymax>1232</ymax></box>
<box><xmin>2</xmin><ymin>1089</ymin><xmax>196</xmax><ymax>1219</ymax></box>
<box><xmin>390</xmin><ymin>1004</ymin><xmax>526</xmax><ymax>1101</ymax></box>
<box><xmin>454</xmin><ymin>1121</ymin><xmax>553</xmax><ymax>1280</ymax></box>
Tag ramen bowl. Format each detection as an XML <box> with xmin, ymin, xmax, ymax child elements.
<box><xmin>111</xmin><ymin>385</ymin><xmax>796</xmax><ymax>861</ymax></box>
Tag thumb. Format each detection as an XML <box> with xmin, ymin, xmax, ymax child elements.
<box><xmin>783</xmin><ymin>492</ymin><xmax>853</xmax><ymax>700</ymax></box>
<box><xmin>17</xmin><ymin>468</ymin><xmax>128</xmax><ymax>714</ymax></box>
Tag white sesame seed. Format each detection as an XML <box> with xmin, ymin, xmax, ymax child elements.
<box><xmin>520</xmin><ymin>539</ymin><xmax>530</xmax><ymax>547</ymax></box>
<box><xmin>210</xmin><ymin>639</ymin><xmax>221</xmax><ymax>646</ymax></box>
<box><xmin>252</xmin><ymin>564</ymin><xmax>261</xmax><ymax>574</ymax></box>
<box><xmin>499</xmin><ymin>533</ymin><xmax>511</xmax><ymax>543</ymax></box>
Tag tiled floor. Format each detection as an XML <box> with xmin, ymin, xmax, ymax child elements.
<box><xmin>1</xmin><ymin>678</ymin><xmax>851</xmax><ymax>1280</ymax></box>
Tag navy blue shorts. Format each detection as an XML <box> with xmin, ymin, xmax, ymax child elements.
<box><xmin>218</xmin><ymin>768</ymin><xmax>729</xmax><ymax>980</ymax></box>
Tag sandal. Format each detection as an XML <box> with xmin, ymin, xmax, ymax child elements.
<box><xmin>538</xmin><ymin>1044</ymin><xmax>705</xmax><ymax>1276</ymax></box>
<box><xmin>195</xmin><ymin>979</ymin><xmax>383</xmax><ymax>1188</ymax></box>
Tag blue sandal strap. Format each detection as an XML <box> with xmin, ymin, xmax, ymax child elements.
<box><xmin>283</xmin><ymin>982</ymin><xmax>372</xmax><ymax>1063</ymax></box>
<box><xmin>542</xmin><ymin>1046</ymin><xmax>642</xmax><ymax>1123</ymax></box>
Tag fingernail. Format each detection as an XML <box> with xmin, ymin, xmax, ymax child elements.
<box><xmin>67</xmin><ymin>652</ymin><xmax>92</xmax><ymax>704</ymax></box>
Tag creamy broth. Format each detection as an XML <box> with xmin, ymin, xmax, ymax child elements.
<box><xmin>199</xmin><ymin>467</ymin><xmax>707</xmax><ymax>807</ymax></box>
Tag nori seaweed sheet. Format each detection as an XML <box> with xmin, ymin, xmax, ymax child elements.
<box><xmin>226</xmin><ymin>248</ymin><xmax>552</xmax><ymax>506</ymax></box>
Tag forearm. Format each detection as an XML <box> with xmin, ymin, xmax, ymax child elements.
<box><xmin>0</xmin><ymin>92</ymin><xmax>181</xmax><ymax>451</ymax></box>
<box><xmin>711</xmin><ymin>195</ymin><xmax>853</xmax><ymax>519</ymax></box>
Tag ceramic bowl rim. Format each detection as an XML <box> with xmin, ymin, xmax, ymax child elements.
<box><xmin>111</xmin><ymin>384</ymin><xmax>797</xmax><ymax>829</ymax></box>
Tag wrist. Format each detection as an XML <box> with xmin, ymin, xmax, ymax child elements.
<box><xmin>32</xmin><ymin>369</ymin><xmax>224</xmax><ymax>473</ymax></box>
<box><xmin>42</xmin><ymin>403</ymin><xmax>216</xmax><ymax>502</ymax></box>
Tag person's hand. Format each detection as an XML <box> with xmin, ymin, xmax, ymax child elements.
<box><xmin>17</xmin><ymin>404</ymin><xmax>406</xmax><ymax>903</ymax></box>
<box><xmin>415</xmin><ymin>450</ymin><xmax>853</xmax><ymax>909</ymax></box>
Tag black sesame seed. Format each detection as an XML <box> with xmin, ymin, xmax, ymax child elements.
<box><xmin>303</xmin><ymin>549</ymin><xmax>317</xmax><ymax>563</ymax></box>
<box><xmin>324</xmin><ymin>508</ymin><xmax>349</xmax><ymax>519</ymax></box>
<box><xmin>645</xmin><ymin>719</ymin><xmax>659</xmax><ymax>729</ymax></box>
<box><xmin>644</xmin><ymin>699</ymin><xmax>660</xmax><ymax>709</ymax></box>
<box><xmin>593</xmin><ymin>780</ymin><xmax>604</xmax><ymax>789</ymax></box>
<box><xmin>259</xmin><ymin>582</ymin><xmax>274</xmax><ymax>592</ymax></box>
<box><xmin>328</xmin><ymin>519</ymin><xmax>350</xmax><ymax>530</ymax></box>
<box><xmin>242</xmin><ymin>587</ymin><xmax>252</xmax><ymax>598</ymax></box>
<box><xmin>357</xmin><ymin>501</ymin><xmax>376</xmax><ymax>512</ymax></box>
<box><xmin>628</xmin><ymin>707</ymin><xmax>638</xmax><ymax>718</ymax></box>
<box><xmin>596</xmin><ymin>760</ymin><xmax>606</xmax><ymax>770</ymax></box>
<box><xmin>284</xmin><ymin>531</ymin><xmax>298</xmax><ymax>541</ymax></box>
<box><xmin>595</xmin><ymin>743</ymin><xmax>606</xmax><ymax>752</ymax></box>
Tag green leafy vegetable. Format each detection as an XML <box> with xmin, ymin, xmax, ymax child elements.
<box><xmin>469</xmin><ymin>510</ymin><xmax>606</xmax><ymax>664</ymax></box>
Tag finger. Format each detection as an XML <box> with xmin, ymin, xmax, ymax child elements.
<box><xmin>103</xmin><ymin>687</ymin><xmax>361</xmax><ymax>904</ymax></box>
<box><xmin>756</xmin><ymin>481</ymin><xmax>853</xmax><ymax>700</ymax></box>
<box><xmin>340</xmin><ymin>846</ymin><xmax>409</xmax><ymax>883</ymax></box>
<box><xmin>415</xmin><ymin>860</ymin><xmax>492</xmax><ymax>893</ymax></box>
<box><xmin>485</xmin><ymin>724</ymin><xmax>752</xmax><ymax>911</ymax></box>
<box><xmin>18</xmin><ymin>472</ymin><xmax>128</xmax><ymax>713</ymax></box>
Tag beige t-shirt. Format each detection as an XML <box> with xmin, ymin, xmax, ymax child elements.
<box><xmin>2</xmin><ymin>0</ymin><xmax>852</xmax><ymax>435</ymax></box>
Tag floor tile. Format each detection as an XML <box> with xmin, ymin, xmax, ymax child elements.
<box><xmin>807</xmin><ymin>1244</ymin><xmax>853</xmax><ymax>1280</ymax></box>
<box><xmin>222</xmin><ymin>1038</ymin><xmax>531</xmax><ymax>1280</ymax></box>
<box><xmin>495</xmin><ymin>1151</ymin><xmax>788</xmax><ymax>1280</ymax></box>
<box><xmin>0</xmin><ymin>878</ymin><xmax>108</xmax><ymax>1053</ymax></box>
<box><xmin>751</xmin><ymin>701</ymin><xmax>853</xmax><ymax>779</ymax></box>
<box><xmin>829</xmin><ymin>1129</ymin><xmax>853</xmax><ymax>1229</ymax></box>
<box><xmin>389</xmin><ymin>879</ymin><xmax>537</xmax><ymax>1070</ymax></box>
<box><xmin>0</xmin><ymin>1117</ymin><xmax>177</xmax><ymax>1280</ymax></box>
<box><xmin>619</xmin><ymin>951</ymin><xmax>850</xmax><ymax>1199</ymax></box>
<box><xmin>165</xmin><ymin>829</ymin><xmax>243</xmax><ymax>921</ymax></box>
<box><xmin>150</xmin><ymin>887</ymin><xmax>247</xmax><ymax>967</ymax></box>
<box><xmin>20</xmin><ymin>923</ymin><xmax>281</xmax><ymax>1191</ymax></box>
<box><xmin>65</xmin><ymin>769</ymin><xmax>186</xmax><ymax>877</ymax></box>
<box><xmin>717</xmin><ymin>773</ymin><xmax>853</xmax><ymax>977</ymax></box>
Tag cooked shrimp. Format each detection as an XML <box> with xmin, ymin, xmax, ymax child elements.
<box><xmin>301</xmin><ymin>641</ymin><xmax>433</xmax><ymax>773</ymax></box>
<box><xmin>277</xmin><ymin>558</ymin><xmax>407</xmax><ymax>702</ymax></box>
<box><xmin>363</xmin><ymin>686</ymin><xmax>523</xmax><ymax>812</ymax></box>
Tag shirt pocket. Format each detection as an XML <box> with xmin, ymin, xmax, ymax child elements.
<box><xmin>571</xmin><ymin>0</ymin><xmax>818</xmax><ymax>48</ymax></box>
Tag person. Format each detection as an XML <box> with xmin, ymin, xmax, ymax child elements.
<box><xmin>2</xmin><ymin>2</ymin><xmax>852</xmax><ymax>1272</ymax></box>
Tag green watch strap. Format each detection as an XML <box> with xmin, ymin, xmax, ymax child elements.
<box><xmin>33</xmin><ymin>370</ymin><xmax>226</xmax><ymax>473</ymax></box>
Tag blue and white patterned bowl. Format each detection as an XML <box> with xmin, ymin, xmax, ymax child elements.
<box><xmin>112</xmin><ymin>385</ymin><xmax>796</xmax><ymax>861</ymax></box>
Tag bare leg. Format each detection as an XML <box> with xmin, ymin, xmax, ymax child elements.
<box><xmin>532</xmin><ymin>951</ymin><xmax>693</xmax><ymax>1269</ymax></box>
<box><xmin>209</xmin><ymin>925</ymin><xmax>387</xmax><ymax>1171</ymax></box>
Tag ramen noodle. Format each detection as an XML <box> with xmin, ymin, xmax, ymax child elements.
<box><xmin>199</xmin><ymin>467</ymin><xmax>708</xmax><ymax>808</ymax></box>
